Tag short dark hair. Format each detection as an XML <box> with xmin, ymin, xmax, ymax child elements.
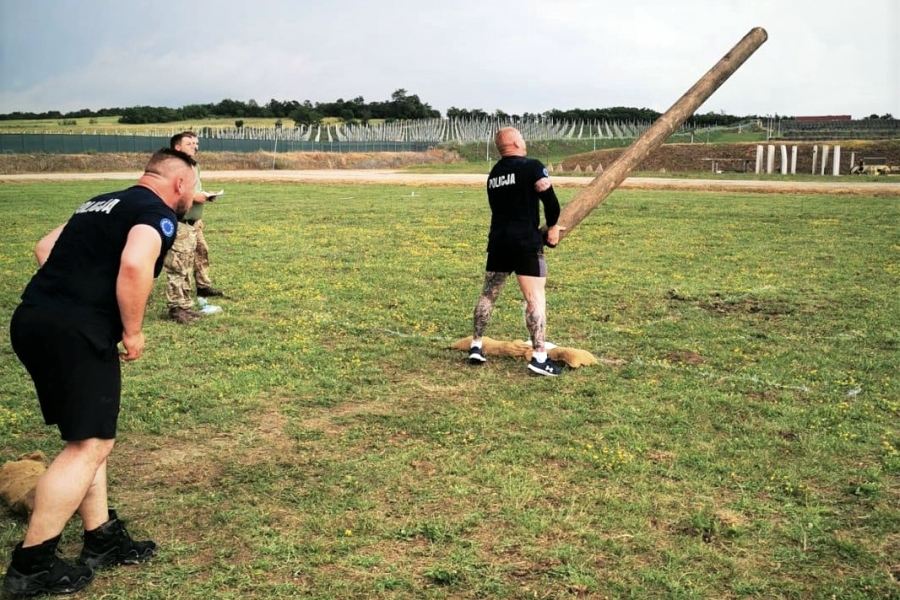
<box><xmin>146</xmin><ymin>147</ymin><xmax>197</xmax><ymax>173</ymax></box>
<box><xmin>170</xmin><ymin>131</ymin><xmax>198</xmax><ymax>149</ymax></box>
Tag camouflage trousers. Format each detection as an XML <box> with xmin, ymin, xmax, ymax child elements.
<box><xmin>164</xmin><ymin>222</ymin><xmax>197</xmax><ymax>310</ymax></box>
<box><xmin>164</xmin><ymin>220</ymin><xmax>215</xmax><ymax>309</ymax></box>
<box><xmin>194</xmin><ymin>219</ymin><xmax>213</xmax><ymax>289</ymax></box>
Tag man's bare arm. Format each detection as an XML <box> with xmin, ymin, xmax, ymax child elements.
<box><xmin>116</xmin><ymin>225</ymin><xmax>162</xmax><ymax>361</ymax></box>
<box><xmin>34</xmin><ymin>224</ymin><xmax>66</xmax><ymax>267</ymax></box>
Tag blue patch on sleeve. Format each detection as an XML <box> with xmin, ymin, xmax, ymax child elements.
<box><xmin>542</xmin><ymin>168</ymin><xmax>549</xmax><ymax>177</ymax></box>
<box><xmin>160</xmin><ymin>218</ymin><xmax>176</xmax><ymax>238</ymax></box>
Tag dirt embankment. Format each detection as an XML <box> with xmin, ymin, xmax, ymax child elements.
<box><xmin>1</xmin><ymin>143</ymin><xmax>898</xmax><ymax>177</ymax></box>
<box><xmin>561</xmin><ymin>140</ymin><xmax>900</xmax><ymax>175</ymax></box>
<box><xmin>0</xmin><ymin>149</ymin><xmax>463</xmax><ymax>175</ymax></box>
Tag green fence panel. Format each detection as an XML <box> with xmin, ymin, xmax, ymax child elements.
<box><xmin>0</xmin><ymin>133</ymin><xmax>435</xmax><ymax>154</ymax></box>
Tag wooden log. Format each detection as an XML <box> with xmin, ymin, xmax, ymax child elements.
<box><xmin>556</xmin><ymin>27</ymin><xmax>768</xmax><ymax>239</ymax></box>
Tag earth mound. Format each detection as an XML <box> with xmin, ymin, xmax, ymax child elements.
<box><xmin>561</xmin><ymin>140</ymin><xmax>900</xmax><ymax>174</ymax></box>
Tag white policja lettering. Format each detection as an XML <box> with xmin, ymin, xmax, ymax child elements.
<box><xmin>74</xmin><ymin>198</ymin><xmax>121</xmax><ymax>215</ymax></box>
<box><xmin>487</xmin><ymin>173</ymin><xmax>516</xmax><ymax>189</ymax></box>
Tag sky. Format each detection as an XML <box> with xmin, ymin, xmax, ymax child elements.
<box><xmin>1</xmin><ymin>0</ymin><xmax>898</xmax><ymax>119</ymax></box>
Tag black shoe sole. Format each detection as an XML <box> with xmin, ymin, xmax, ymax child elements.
<box><xmin>79</xmin><ymin>543</ymin><xmax>158</xmax><ymax>570</ymax></box>
<box><xmin>3</xmin><ymin>569</ymin><xmax>95</xmax><ymax>597</ymax></box>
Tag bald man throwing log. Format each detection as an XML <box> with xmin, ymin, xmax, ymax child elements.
<box><xmin>468</xmin><ymin>127</ymin><xmax>565</xmax><ymax>376</ymax></box>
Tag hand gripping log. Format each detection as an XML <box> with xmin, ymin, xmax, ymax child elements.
<box><xmin>554</xmin><ymin>27</ymin><xmax>768</xmax><ymax>240</ymax></box>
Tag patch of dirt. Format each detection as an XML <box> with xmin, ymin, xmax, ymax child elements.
<box><xmin>698</xmin><ymin>294</ymin><xmax>795</xmax><ymax>316</ymax></box>
<box><xmin>664</xmin><ymin>351</ymin><xmax>706</xmax><ymax>365</ymax></box>
<box><xmin>117</xmin><ymin>400</ymin><xmax>294</xmax><ymax>505</ymax></box>
<box><xmin>0</xmin><ymin>148</ymin><xmax>463</xmax><ymax>174</ymax></box>
<box><xmin>562</xmin><ymin>140</ymin><xmax>900</xmax><ymax>175</ymax></box>
<box><xmin>300</xmin><ymin>400</ymin><xmax>396</xmax><ymax>436</ymax></box>
<box><xmin>669</xmin><ymin>288</ymin><xmax>796</xmax><ymax>317</ymax></box>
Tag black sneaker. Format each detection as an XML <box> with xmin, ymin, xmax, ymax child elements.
<box><xmin>77</xmin><ymin>510</ymin><xmax>158</xmax><ymax>570</ymax></box>
<box><xmin>527</xmin><ymin>356</ymin><xmax>563</xmax><ymax>377</ymax></box>
<box><xmin>3</xmin><ymin>537</ymin><xmax>95</xmax><ymax>597</ymax></box>
<box><xmin>468</xmin><ymin>345</ymin><xmax>487</xmax><ymax>365</ymax></box>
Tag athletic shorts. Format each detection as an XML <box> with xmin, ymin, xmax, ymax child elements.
<box><xmin>485</xmin><ymin>248</ymin><xmax>547</xmax><ymax>277</ymax></box>
<box><xmin>9</xmin><ymin>303</ymin><xmax>121</xmax><ymax>441</ymax></box>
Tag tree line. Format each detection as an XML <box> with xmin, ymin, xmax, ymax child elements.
<box><xmin>1</xmin><ymin>89</ymin><xmax>893</xmax><ymax>128</ymax></box>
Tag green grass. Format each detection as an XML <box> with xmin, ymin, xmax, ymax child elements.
<box><xmin>1</xmin><ymin>181</ymin><xmax>899</xmax><ymax>599</ymax></box>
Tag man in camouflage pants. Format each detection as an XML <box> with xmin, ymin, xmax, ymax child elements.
<box><xmin>193</xmin><ymin>218</ymin><xmax>218</xmax><ymax>296</ymax></box>
<box><xmin>163</xmin><ymin>132</ymin><xmax>224</xmax><ymax>323</ymax></box>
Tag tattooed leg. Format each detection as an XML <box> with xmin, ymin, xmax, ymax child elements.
<box><xmin>524</xmin><ymin>303</ymin><xmax>547</xmax><ymax>351</ymax></box>
<box><xmin>473</xmin><ymin>271</ymin><xmax>508</xmax><ymax>340</ymax></box>
<box><xmin>518</xmin><ymin>275</ymin><xmax>547</xmax><ymax>351</ymax></box>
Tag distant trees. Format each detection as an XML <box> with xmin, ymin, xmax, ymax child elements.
<box><xmin>544</xmin><ymin>106</ymin><xmax>662</xmax><ymax>123</ymax></box>
<box><xmin>119</xmin><ymin>106</ymin><xmax>184</xmax><ymax>124</ymax></box>
<box><xmin>289</xmin><ymin>101</ymin><xmax>322</xmax><ymax>126</ymax></box>
<box><xmin>381</xmin><ymin>89</ymin><xmax>440</xmax><ymax>120</ymax></box>
<box><xmin>309</xmin><ymin>90</ymin><xmax>440</xmax><ymax>122</ymax></box>
<box><xmin>0</xmin><ymin>92</ymin><xmax>837</xmax><ymax>128</ymax></box>
<box><xmin>446</xmin><ymin>107</ymin><xmax>490</xmax><ymax>120</ymax></box>
<box><xmin>212</xmin><ymin>98</ymin><xmax>247</xmax><ymax>118</ymax></box>
<box><xmin>0</xmin><ymin>107</ymin><xmax>118</xmax><ymax>121</ymax></box>
<box><xmin>181</xmin><ymin>104</ymin><xmax>210</xmax><ymax>120</ymax></box>
<box><xmin>0</xmin><ymin>90</ymin><xmax>446</xmax><ymax>125</ymax></box>
<box><xmin>443</xmin><ymin>106</ymin><xmax>751</xmax><ymax>129</ymax></box>
<box><xmin>0</xmin><ymin>110</ymin><xmax>58</xmax><ymax>121</ymax></box>
<box><xmin>309</xmin><ymin>96</ymin><xmax>366</xmax><ymax>123</ymax></box>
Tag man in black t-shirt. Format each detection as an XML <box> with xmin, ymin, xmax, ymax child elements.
<box><xmin>468</xmin><ymin>127</ymin><xmax>565</xmax><ymax>376</ymax></box>
<box><xmin>3</xmin><ymin>148</ymin><xmax>196</xmax><ymax>597</ymax></box>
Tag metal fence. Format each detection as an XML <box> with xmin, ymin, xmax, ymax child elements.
<box><xmin>778</xmin><ymin>119</ymin><xmax>900</xmax><ymax>141</ymax></box>
<box><xmin>0</xmin><ymin>133</ymin><xmax>436</xmax><ymax>154</ymax></box>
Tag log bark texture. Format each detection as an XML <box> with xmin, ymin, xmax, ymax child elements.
<box><xmin>557</xmin><ymin>27</ymin><xmax>768</xmax><ymax>238</ymax></box>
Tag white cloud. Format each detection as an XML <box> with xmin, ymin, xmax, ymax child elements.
<box><xmin>1</xmin><ymin>0</ymin><xmax>897</xmax><ymax>118</ymax></box>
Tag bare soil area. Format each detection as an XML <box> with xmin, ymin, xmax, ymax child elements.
<box><xmin>563</xmin><ymin>140</ymin><xmax>900</xmax><ymax>177</ymax></box>
<box><xmin>0</xmin><ymin>149</ymin><xmax>462</xmax><ymax>174</ymax></box>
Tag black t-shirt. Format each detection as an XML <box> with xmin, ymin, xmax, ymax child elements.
<box><xmin>485</xmin><ymin>156</ymin><xmax>560</xmax><ymax>252</ymax></box>
<box><xmin>21</xmin><ymin>185</ymin><xmax>177</xmax><ymax>340</ymax></box>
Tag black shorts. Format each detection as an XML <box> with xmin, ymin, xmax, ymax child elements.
<box><xmin>485</xmin><ymin>248</ymin><xmax>547</xmax><ymax>277</ymax></box>
<box><xmin>9</xmin><ymin>303</ymin><xmax>120</xmax><ymax>441</ymax></box>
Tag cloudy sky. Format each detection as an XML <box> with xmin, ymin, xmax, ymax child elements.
<box><xmin>1</xmin><ymin>0</ymin><xmax>897</xmax><ymax>119</ymax></box>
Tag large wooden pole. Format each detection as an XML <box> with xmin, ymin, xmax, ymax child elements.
<box><xmin>556</xmin><ymin>27</ymin><xmax>768</xmax><ymax>239</ymax></box>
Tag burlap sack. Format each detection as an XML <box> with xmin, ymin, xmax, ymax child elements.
<box><xmin>452</xmin><ymin>337</ymin><xmax>601</xmax><ymax>368</ymax></box>
<box><xmin>0</xmin><ymin>451</ymin><xmax>46</xmax><ymax>516</ymax></box>
<box><xmin>450</xmin><ymin>336</ymin><xmax>532</xmax><ymax>358</ymax></box>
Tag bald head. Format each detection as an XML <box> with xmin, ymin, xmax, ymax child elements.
<box><xmin>495</xmin><ymin>127</ymin><xmax>526</xmax><ymax>157</ymax></box>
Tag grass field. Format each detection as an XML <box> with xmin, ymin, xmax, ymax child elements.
<box><xmin>1</xmin><ymin>180</ymin><xmax>899</xmax><ymax>599</ymax></box>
